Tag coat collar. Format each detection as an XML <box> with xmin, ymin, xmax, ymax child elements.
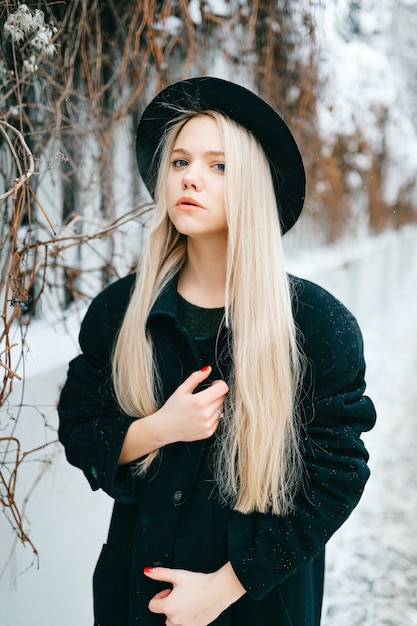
<box><xmin>146</xmin><ymin>273</ymin><xmax>302</xmax><ymax>326</ymax></box>
<box><xmin>147</xmin><ymin>273</ymin><xmax>181</xmax><ymax>327</ymax></box>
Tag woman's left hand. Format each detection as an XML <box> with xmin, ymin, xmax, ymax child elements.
<box><xmin>144</xmin><ymin>562</ymin><xmax>246</xmax><ymax>626</ymax></box>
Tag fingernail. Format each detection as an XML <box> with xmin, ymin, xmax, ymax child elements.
<box><xmin>201</xmin><ymin>365</ymin><xmax>210</xmax><ymax>372</ymax></box>
<box><xmin>143</xmin><ymin>566</ymin><xmax>154</xmax><ymax>574</ymax></box>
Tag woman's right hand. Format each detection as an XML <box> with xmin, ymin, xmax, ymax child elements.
<box><xmin>118</xmin><ymin>366</ymin><xmax>228</xmax><ymax>465</ymax></box>
<box><xmin>156</xmin><ymin>365</ymin><xmax>229</xmax><ymax>444</ymax></box>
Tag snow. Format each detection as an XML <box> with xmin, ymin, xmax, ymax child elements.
<box><xmin>189</xmin><ymin>0</ymin><xmax>202</xmax><ymax>25</ymax></box>
<box><xmin>322</xmin><ymin>272</ymin><xmax>417</xmax><ymax>625</ymax></box>
<box><xmin>317</xmin><ymin>40</ymin><xmax>393</xmax><ymax>142</ymax></box>
<box><xmin>204</xmin><ymin>0</ymin><xmax>234</xmax><ymax>17</ymax></box>
<box><xmin>314</xmin><ymin>0</ymin><xmax>417</xmax><ymax>209</ymax></box>
<box><xmin>9</xmin><ymin>304</ymin><xmax>87</xmax><ymax>380</ymax></box>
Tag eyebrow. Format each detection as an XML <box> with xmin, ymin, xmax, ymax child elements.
<box><xmin>171</xmin><ymin>148</ymin><xmax>225</xmax><ymax>158</ymax></box>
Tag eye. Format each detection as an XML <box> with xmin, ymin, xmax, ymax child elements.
<box><xmin>214</xmin><ymin>163</ymin><xmax>225</xmax><ymax>172</ymax></box>
<box><xmin>172</xmin><ymin>158</ymin><xmax>188</xmax><ymax>168</ymax></box>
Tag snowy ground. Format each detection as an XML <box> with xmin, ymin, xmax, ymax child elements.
<box><xmin>321</xmin><ymin>273</ymin><xmax>417</xmax><ymax>626</ymax></box>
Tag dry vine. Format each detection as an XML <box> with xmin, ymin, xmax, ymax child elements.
<box><xmin>0</xmin><ymin>0</ymin><xmax>263</xmax><ymax>563</ymax></box>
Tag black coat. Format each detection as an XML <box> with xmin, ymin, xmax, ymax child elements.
<box><xmin>58</xmin><ymin>273</ymin><xmax>376</xmax><ymax>626</ymax></box>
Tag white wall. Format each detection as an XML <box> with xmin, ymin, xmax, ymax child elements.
<box><xmin>285</xmin><ymin>226</ymin><xmax>417</xmax><ymax>330</ymax></box>
<box><xmin>1</xmin><ymin>226</ymin><xmax>416</xmax><ymax>626</ymax></box>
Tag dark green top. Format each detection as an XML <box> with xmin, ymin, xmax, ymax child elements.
<box><xmin>177</xmin><ymin>293</ymin><xmax>224</xmax><ymax>339</ymax></box>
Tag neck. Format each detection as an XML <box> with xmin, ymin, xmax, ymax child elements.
<box><xmin>178</xmin><ymin>237</ymin><xmax>227</xmax><ymax>308</ymax></box>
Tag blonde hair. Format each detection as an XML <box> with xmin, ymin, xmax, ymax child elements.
<box><xmin>112</xmin><ymin>111</ymin><xmax>303</xmax><ymax>515</ymax></box>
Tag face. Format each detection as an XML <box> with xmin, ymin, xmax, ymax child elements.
<box><xmin>166</xmin><ymin>115</ymin><xmax>227</xmax><ymax>243</ymax></box>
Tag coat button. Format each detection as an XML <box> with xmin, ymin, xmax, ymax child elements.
<box><xmin>90</xmin><ymin>465</ymin><xmax>99</xmax><ymax>481</ymax></box>
<box><xmin>171</xmin><ymin>490</ymin><xmax>185</xmax><ymax>506</ymax></box>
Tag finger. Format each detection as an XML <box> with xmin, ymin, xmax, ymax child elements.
<box><xmin>148</xmin><ymin>591</ymin><xmax>171</xmax><ymax>615</ymax></box>
<box><xmin>144</xmin><ymin>566</ymin><xmax>178</xmax><ymax>584</ymax></box>
<box><xmin>147</xmin><ymin>581</ymin><xmax>175</xmax><ymax>616</ymax></box>
<box><xmin>215</xmin><ymin>408</ymin><xmax>224</xmax><ymax>420</ymax></box>
<box><xmin>178</xmin><ymin>366</ymin><xmax>212</xmax><ymax>394</ymax></box>
<box><xmin>196</xmin><ymin>379</ymin><xmax>229</xmax><ymax>406</ymax></box>
<box><xmin>153</xmin><ymin>589</ymin><xmax>172</xmax><ymax>600</ymax></box>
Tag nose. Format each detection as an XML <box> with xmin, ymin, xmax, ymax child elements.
<box><xmin>181</xmin><ymin>164</ymin><xmax>202</xmax><ymax>191</ymax></box>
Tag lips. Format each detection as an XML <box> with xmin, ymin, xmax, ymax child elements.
<box><xmin>175</xmin><ymin>196</ymin><xmax>204</xmax><ymax>210</ymax></box>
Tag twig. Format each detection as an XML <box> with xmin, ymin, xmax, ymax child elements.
<box><xmin>0</xmin><ymin>122</ymin><xmax>35</xmax><ymax>202</ymax></box>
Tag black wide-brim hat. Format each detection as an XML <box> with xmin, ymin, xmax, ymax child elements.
<box><xmin>136</xmin><ymin>76</ymin><xmax>306</xmax><ymax>234</ymax></box>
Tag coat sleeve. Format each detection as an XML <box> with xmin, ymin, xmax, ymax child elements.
<box><xmin>227</xmin><ymin>281</ymin><xmax>376</xmax><ymax>600</ymax></box>
<box><xmin>58</xmin><ymin>276</ymin><xmax>138</xmax><ymax>503</ymax></box>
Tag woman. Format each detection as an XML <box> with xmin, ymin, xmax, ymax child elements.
<box><xmin>58</xmin><ymin>77</ymin><xmax>376</xmax><ymax>626</ymax></box>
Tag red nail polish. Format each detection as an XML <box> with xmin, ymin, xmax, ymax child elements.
<box><xmin>201</xmin><ymin>365</ymin><xmax>210</xmax><ymax>372</ymax></box>
<box><xmin>143</xmin><ymin>566</ymin><xmax>153</xmax><ymax>574</ymax></box>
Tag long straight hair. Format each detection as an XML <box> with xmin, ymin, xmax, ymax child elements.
<box><xmin>112</xmin><ymin>110</ymin><xmax>303</xmax><ymax>515</ymax></box>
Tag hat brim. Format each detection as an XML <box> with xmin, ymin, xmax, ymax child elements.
<box><xmin>136</xmin><ymin>76</ymin><xmax>305</xmax><ymax>234</ymax></box>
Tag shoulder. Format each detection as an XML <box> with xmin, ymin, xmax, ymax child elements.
<box><xmin>289</xmin><ymin>275</ymin><xmax>364</xmax><ymax>396</ymax></box>
<box><xmin>82</xmin><ymin>273</ymin><xmax>136</xmax><ymax>323</ymax></box>
<box><xmin>290</xmin><ymin>274</ymin><xmax>360</xmax><ymax>332</ymax></box>
<box><xmin>79</xmin><ymin>273</ymin><xmax>136</xmax><ymax>360</ymax></box>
